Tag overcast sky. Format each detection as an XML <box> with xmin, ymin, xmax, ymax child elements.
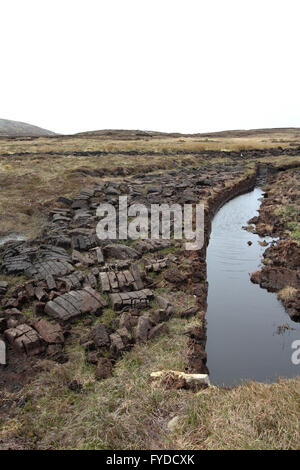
<box><xmin>1</xmin><ymin>0</ymin><xmax>300</xmax><ymax>135</ymax></box>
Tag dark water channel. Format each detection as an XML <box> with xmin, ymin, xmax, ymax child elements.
<box><xmin>206</xmin><ymin>187</ymin><xmax>300</xmax><ymax>386</ymax></box>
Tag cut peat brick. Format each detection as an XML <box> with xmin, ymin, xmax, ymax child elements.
<box><xmin>26</xmin><ymin>260</ymin><xmax>74</xmax><ymax>281</ymax></box>
<box><xmin>98</xmin><ymin>265</ymin><xmax>144</xmax><ymax>293</ymax></box>
<box><xmin>109</xmin><ymin>289</ymin><xmax>153</xmax><ymax>311</ymax></box>
<box><xmin>32</xmin><ymin>319</ymin><xmax>64</xmax><ymax>345</ymax></box>
<box><xmin>5</xmin><ymin>324</ymin><xmax>45</xmax><ymax>356</ymax></box>
<box><xmin>44</xmin><ymin>287</ymin><xmax>107</xmax><ymax>322</ymax></box>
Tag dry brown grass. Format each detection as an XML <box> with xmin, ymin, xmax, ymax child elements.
<box><xmin>1</xmin><ymin>312</ymin><xmax>298</xmax><ymax>450</ymax></box>
<box><xmin>0</xmin><ymin>150</ymin><xmax>207</xmax><ymax>236</ymax></box>
<box><xmin>1</xmin><ymin>129</ymin><xmax>300</xmax><ymax>237</ymax></box>
<box><xmin>278</xmin><ymin>286</ymin><xmax>299</xmax><ymax>301</ymax></box>
<box><xmin>0</xmin><ymin>130</ymin><xmax>299</xmax><ymax>450</ymax></box>
<box><xmin>0</xmin><ymin>157</ymin><xmax>87</xmax><ymax>236</ymax></box>
<box><xmin>0</xmin><ymin>299</ymin><xmax>198</xmax><ymax>450</ymax></box>
<box><xmin>0</xmin><ymin>155</ymin><xmax>236</xmax><ymax>238</ymax></box>
<box><xmin>174</xmin><ymin>378</ymin><xmax>300</xmax><ymax>450</ymax></box>
<box><xmin>0</xmin><ymin>288</ymin><xmax>298</xmax><ymax>450</ymax></box>
<box><xmin>1</xmin><ymin>128</ymin><xmax>300</xmax><ymax>155</ymax></box>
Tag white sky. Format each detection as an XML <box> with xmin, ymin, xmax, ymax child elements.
<box><xmin>1</xmin><ymin>0</ymin><xmax>300</xmax><ymax>135</ymax></box>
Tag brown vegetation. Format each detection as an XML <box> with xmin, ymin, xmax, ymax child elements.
<box><xmin>0</xmin><ymin>128</ymin><xmax>299</xmax><ymax>450</ymax></box>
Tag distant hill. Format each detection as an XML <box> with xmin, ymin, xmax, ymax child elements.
<box><xmin>0</xmin><ymin>119</ymin><xmax>56</xmax><ymax>137</ymax></box>
<box><xmin>74</xmin><ymin>127</ymin><xmax>300</xmax><ymax>140</ymax></box>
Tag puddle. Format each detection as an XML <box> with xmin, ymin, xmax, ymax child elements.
<box><xmin>0</xmin><ymin>233</ymin><xmax>26</xmax><ymax>246</ymax></box>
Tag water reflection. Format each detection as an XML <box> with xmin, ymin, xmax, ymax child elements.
<box><xmin>206</xmin><ymin>188</ymin><xmax>300</xmax><ymax>386</ymax></box>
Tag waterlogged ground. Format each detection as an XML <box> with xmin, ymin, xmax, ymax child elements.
<box><xmin>0</xmin><ymin>234</ymin><xmax>26</xmax><ymax>246</ymax></box>
<box><xmin>206</xmin><ymin>188</ymin><xmax>300</xmax><ymax>386</ymax></box>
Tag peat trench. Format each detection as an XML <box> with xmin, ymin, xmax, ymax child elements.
<box><xmin>0</xmin><ymin>163</ymin><xmax>299</xmax><ymax>391</ymax></box>
<box><xmin>205</xmin><ymin>187</ymin><xmax>299</xmax><ymax>386</ymax></box>
<box><xmin>187</xmin><ymin>164</ymin><xmax>300</xmax><ymax>387</ymax></box>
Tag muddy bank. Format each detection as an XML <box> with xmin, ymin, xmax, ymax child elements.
<box><xmin>249</xmin><ymin>167</ymin><xmax>300</xmax><ymax>321</ymax></box>
<box><xmin>187</xmin><ymin>169</ymin><xmax>258</xmax><ymax>311</ymax></box>
<box><xmin>186</xmin><ymin>162</ymin><xmax>300</xmax><ymax>376</ymax></box>
<box><xmin>183</xmin><ymin>169</ymin><xmax>258</xmax><ymax>374</ymax></box>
